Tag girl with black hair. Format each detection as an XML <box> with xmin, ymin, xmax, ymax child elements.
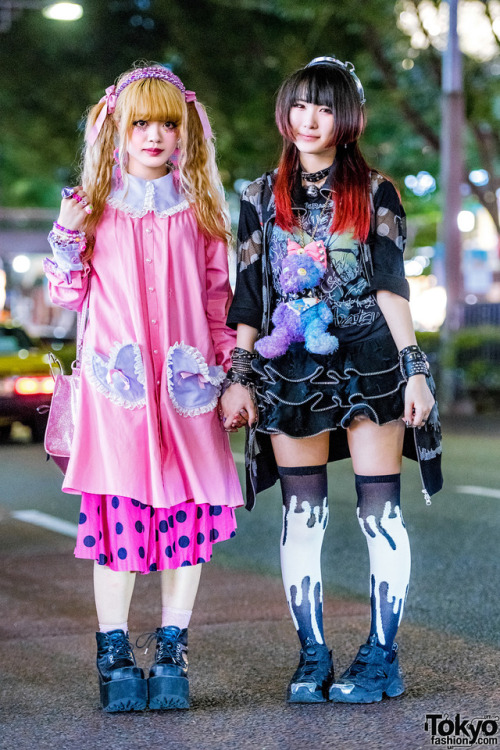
<box><xmin>222</xmin><ymin>57</ymin><xmax>442</xmax><ymax>705</ymax></box>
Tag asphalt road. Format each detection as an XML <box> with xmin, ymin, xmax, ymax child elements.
<box><xmin>1</xmin><ymin>414</ymin><xmax>499</xmax><ymax>749</ymax></box>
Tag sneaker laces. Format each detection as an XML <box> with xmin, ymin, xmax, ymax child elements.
<box><xmin>101</xmin><ymin>631</ymin><xmax>135</xmax><ymax>666</ymax></box>
<box><xmin>104</xmin><ymin>630</ymin><xmax>135</xmax><ymax>663</ymax></box>
<box><xmin>135</xmin><ymin>631</ymin><xmax>157</xmax><ymax>655</ymax></box>
<box><xmin>136</xmin><ymin>628</ymin><xmax>185</xmax><ymax>663</ymax></box>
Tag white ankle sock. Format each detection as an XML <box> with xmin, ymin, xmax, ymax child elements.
<box><xmin>161</xmin><ymin>606</ymin><xmax>192</xmax><ymax>630</ymax></box>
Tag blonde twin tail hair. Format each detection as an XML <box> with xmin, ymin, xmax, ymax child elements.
<box><xmin>80</xmin><ymin>99</ymin><xmax>115</xmax><ymax>258</ymax></box>
<box><xmin>79</xmin><ymin>69</ymin><xmax>230</xmax><ymax>260</ymax></box>
<box><xmin>180</xmin><ymin>100</ymin><xmax>231</xmax><ymax>247</ymax></box>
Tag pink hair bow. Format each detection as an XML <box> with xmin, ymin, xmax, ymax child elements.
<box><xmin>87</xmin><ymin>86</ymin><xmax>117</xmax><ymax>146</ymax></box>
<box><xmin>287</xmin><ymin>238</ymin><xmax>328</xmax><ymax>269</ymax></box>
<box><xmin>185</xmin><ymin>90</ymin><xmax>213</xmax><ymax>140</ymax></box>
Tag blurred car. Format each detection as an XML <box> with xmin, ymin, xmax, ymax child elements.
<box><xmin>0</xmin><ymin>322</ymin><xmax>54</xmax><ymax>442</ymax></box>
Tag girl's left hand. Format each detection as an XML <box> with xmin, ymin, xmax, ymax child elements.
<box><xmin>403</xmin><ymin>374</ymin><xmax>435</xmax><ymax>428</ymax></box>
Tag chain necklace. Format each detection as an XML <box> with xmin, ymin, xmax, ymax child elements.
<box><xmin>299</xmin><ymin>189</ymin><xmax>332</xmax><ymax>242</ymax></box>
<box><xmin>287</xmin><ymin>189</ymin><xmax>333</xmax><ymax>268</ymax></box>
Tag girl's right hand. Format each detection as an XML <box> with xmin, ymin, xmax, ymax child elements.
<box><xmin>221</xmin><ymin>382</ymin><xmax>257</xmax><ymax>431</ymax></box>
<box><xmin>57</xmin><ymin>187</ymin><xmax>90</xmax><ymax>232</ymax></box>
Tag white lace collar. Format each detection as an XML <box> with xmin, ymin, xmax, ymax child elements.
<box><xmin>107</xmin><ymin>168</ymin><xmax>189</xmax><ymax>218</ymax></box>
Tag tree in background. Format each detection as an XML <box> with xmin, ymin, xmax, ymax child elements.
<box><xmin>0</xmin><ymin>0</ymin><xmax>498</xmax><ymax>245</ymax></box>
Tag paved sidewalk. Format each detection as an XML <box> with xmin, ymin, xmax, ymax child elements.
<box><xmin>1</xmin><ymin>515</ymin><xmax>499</xmax><ymax>750</ymax></box>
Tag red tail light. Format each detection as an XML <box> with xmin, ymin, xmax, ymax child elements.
<box><xmin>14</xmin><ymin>376</ymin><xmax>54</xmax><ymax>396</ymax></box>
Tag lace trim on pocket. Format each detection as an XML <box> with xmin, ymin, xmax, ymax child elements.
<box><xmin>84</xmin><ymin>341</ymin><xmax>146</xmax><ymax>409</ymax></box>
<box><xmin>166</xmin><ymin>341</ymin><xmax>225</xmax><ymax>417</ymax></box>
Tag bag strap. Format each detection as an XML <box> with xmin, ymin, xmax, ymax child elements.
<box><xmin>47</xmin><ymin>270</ymin><xmax>91</xmax><ymax>380</ymax></box>
<box><xmin>74</xmin><ymin>279</ymin><xmax>90</xmax><ymax>369</ymax></box>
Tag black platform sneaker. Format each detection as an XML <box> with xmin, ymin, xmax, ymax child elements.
<box><xmin>96</xmin><ymin>629</ymin><xmax>147</xmax><ymax>712</ymax></box>
<box><xmin>287</xmin><ymin>638</ymin><xmax>334</xmax><ymax>703</ymax></box>
<box><xmin>329</xmin><ymin>635</ymin><xmax>404</xmax><ymax>704</ymax></box>
<box><xmin>146</xmin><ymin>626</ymin><xmax>190</xmax><ymax>710</ymax></box>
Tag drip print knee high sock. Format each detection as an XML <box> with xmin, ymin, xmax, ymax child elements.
<box><xmin>355</xmin><ymin>474</ymin><xmax>411</xmax><ymax>652</ymax></box>
<box><xmin>278</xmin><ymin>465</ymin><xmax>329</xmax><ymax>647</ymax></box>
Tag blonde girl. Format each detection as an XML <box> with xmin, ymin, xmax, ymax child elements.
<box><xmin>44</xmin><ymin>63</ymin><xmax>243</xmax><ymax>713</ymax></box>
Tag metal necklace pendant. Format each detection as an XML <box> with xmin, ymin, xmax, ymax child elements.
<box><xmin>306</xmin><ymin>184</ymin><xmax>319</xmax><ymax>198</ymax></box>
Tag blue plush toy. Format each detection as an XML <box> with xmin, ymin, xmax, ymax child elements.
<box><xmin>255</xmin><ymin>251</ymin><xmax>339</xmax><ymax>359</ymax></box>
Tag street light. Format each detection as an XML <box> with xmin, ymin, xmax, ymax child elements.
<box><xmin>0</xmin><ymin>1</ymin><xmax>83</xmax><ymax>32</ymax></box>
<box><xmin>42</xmin><ymin>2</ymin><xmax>82</xmax><ymax>21</ymax></box>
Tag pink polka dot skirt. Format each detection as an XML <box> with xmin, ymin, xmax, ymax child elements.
<box><xmin>75</xmin><ymin>493</ymin><xmax>237</xmax><ymax>573</ymax></box>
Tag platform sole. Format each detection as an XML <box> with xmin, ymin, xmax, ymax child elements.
<box><xmin>99</xmin><ymin>676</ymin><xmax>148</xmax><ymax>713</ymax></box>
<box><xmin>148</xmin><ymin>675</ymin><xmax>190</xmax><ymax>710</ymax></box>
<box><xmin>329</xmin><ymin>676</ymin><xmax>404</xmax><ymax>704</ymax></box>
<box><xmin>287</xmin><ymin>680</ymin><xmax>329</xmax><ymax>704</ymax></box>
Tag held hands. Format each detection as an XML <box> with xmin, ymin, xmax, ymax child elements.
<box><xmin>220</xmin><ymin>382</ymin><xmax>257</xmax><ymax>432</ymax></box>
<box><xmin>402</xmin><ymin>374</ymin><xmax>435</xmax><ymax>428</ymax></box>
<box><xmin>57</xmin><ymin>187</ymin><xmax>92</xmax><ymax>233</ymax></box>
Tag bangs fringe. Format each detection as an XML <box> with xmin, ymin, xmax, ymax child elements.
<box><xmin>117</xmin><ymin>78</ymin><xmax>185</xmax><ymax>129</ymax></box>
<box><xmin>294</xmin><ymin>76</ymin><xmax>335</xmax><ymax>109</ymax></box>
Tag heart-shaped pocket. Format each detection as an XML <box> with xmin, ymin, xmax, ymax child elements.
<box><xmin>167</xmin><ymin>342</ymin><xmax>225</xmax><ymax>417</ymax></box>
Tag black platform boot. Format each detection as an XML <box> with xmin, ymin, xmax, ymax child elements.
<box><xmin>96</xmin><ymin>629</ymin><xmax>147</xmax><ymax>712</ymax></box>
<box><xmin>147</xmin><ymin>626</ymin><xmax>189</xmax><ymax>710</ymax></box>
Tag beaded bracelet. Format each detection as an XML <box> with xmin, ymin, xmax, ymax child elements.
<box><xmin>52</xmin><ymin>222</ymin><xmax>86</xmax><ymax>243</ymax></box>
<box><xmin>53</xmin><ymin>221</ymin><xmax>83</xmax><ymax>236</ymax></box>
<box><xmin>399</xmin><ymin>345</ymin><xmax>429</xmax><ymax>378</ymax></box>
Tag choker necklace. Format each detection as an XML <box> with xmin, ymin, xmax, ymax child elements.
<box><xmin>301</xmin><ymin>166</ymin><xmax>331</xmax><ymax>198</ymax></box>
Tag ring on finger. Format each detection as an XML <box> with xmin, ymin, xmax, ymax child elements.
<box><xmin>73</xmin><ymin>194</ymin><xmax>83</xmax><ymax>203</ymax></box>
<box><xmin>84</xmin><ymin>204</ymin><xmax>93</xmax><ymax>214</ymax></box>
<box><xmin>61</xmin><ymin>186</ymin><xmax>75</xmax><ymax>199</ymax></box>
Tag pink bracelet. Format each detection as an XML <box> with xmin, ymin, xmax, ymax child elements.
<box><xmin>53</xmin><ymin>221</ymin><xmax>85</xmax><ymax>237</ymax></box>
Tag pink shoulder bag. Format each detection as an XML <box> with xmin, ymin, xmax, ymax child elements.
<box><xmin>43</xmin><ymin>287</ymin><xmax>90</xmax><ymax>473</ymax></box>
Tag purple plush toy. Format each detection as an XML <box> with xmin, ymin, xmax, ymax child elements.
<box><xmin>255</xmin><ymin>251</ymin><xmax>339</xmax><ymax>359</ymax></box>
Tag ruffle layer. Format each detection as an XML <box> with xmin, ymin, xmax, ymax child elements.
<box><xmin>253</xmin><ymin>330</ymin><xmax>406</xmax><ymax>437</ymax></box>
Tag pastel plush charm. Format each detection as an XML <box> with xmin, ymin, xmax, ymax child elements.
<box><xmin>255</xmin><ymin>241</ymin><xmax>339</xmax><ymax>359</ymax></box>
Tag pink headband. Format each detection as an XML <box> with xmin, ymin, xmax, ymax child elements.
<box><xmin>87</xmin><ymin>66</ymin><xmax>213</xmax><ymax>146</ymax></box>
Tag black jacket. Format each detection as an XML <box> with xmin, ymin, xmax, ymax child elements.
<box><xmin>227</xmin><ymin>171</ymin><xmax>443</xmax><ymax>510</ymax></box>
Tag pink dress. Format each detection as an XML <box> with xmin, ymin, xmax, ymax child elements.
<box><xmin>45</xmin><ymin>171</ymin><xmax>243</xmax><ymax>572</ymax></box>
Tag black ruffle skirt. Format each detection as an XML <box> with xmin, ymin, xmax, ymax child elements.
<box><xmin>253</xmin><ymin>329</ymin><xmax>405</xmax><ymax>438</ymax></box>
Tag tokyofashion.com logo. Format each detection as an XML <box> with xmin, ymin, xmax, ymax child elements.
<box><xmin>425</xmin><ymin>714</ymin><xmax>499</xmax><ymax>746</ymax></box>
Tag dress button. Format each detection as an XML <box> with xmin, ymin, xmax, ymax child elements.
<box><xmin>149</xmin><ymin>287</ymin><xmax>155</xmax><ymax>292</ymax></box>
<box><xmin>151</xmin><ymin>319</ymin><xmax>157</xmax><ymax>324</ymax></box>
<box><xmin>146</xmin><ymin>228</ymin><xmax>152</xmax><ymax>234</ymax></box>
<box><xmin>157</xmin><ymin>380</ymin><xmax>160</xmax><ymax>386</ymax></box>
<box><xmin>146</xmin><ymin>258</ymin><xmax>152</xmax><ymax>263</ymax></box>
<box><xmin>153</xmin><ymin>349</ymin><xmax>158</xmax><ymax>354</ymax></box>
